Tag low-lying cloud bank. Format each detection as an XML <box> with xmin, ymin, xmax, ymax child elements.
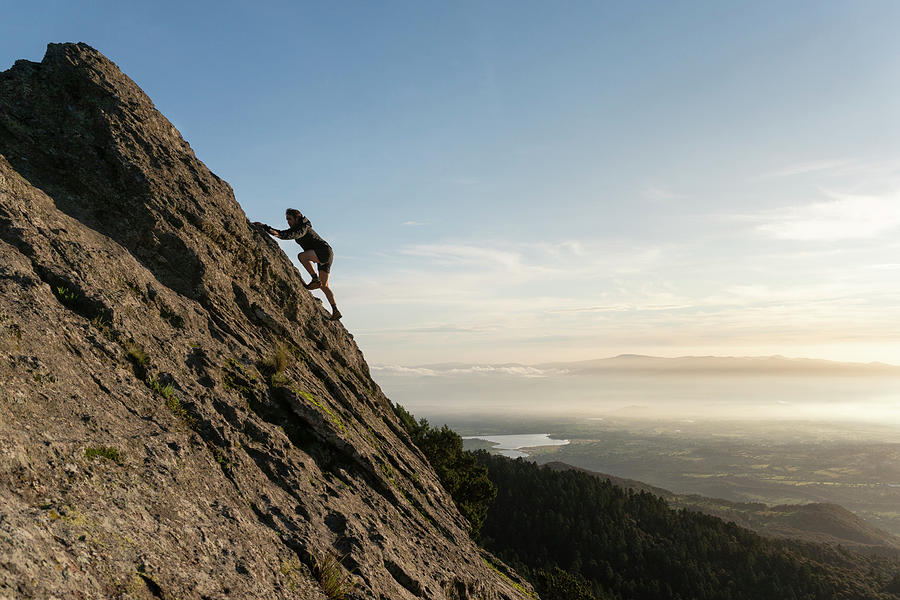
<box><xmin>372</xmin><ymin>364</ymin><xmax>569</xmax><ymax>378</ymax></box>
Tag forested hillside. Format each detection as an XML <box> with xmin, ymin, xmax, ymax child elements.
<box><xmin>394</xmin><ymin>405</ymin><xmax>900</xmax><ymax>600</ymax></box>
<box><xmin>476</xmin><ymin>452</ymin><xmax>900</xmax><ymax>600</ymax></box>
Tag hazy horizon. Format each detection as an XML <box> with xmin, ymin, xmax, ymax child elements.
<box><xmin>377</xmin><ymin>352</ymin><xmax>900</xmax><ymax>371</ymax></box>
<box><xmin>375</xmin><ymin>354</ymin><xmax>900</xmax><ymax>427</ymax></box>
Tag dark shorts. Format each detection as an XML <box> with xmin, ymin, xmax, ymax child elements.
<box><xmin>314</xmin><ymin>245</ymin><xmax>334</xmax><ymax>273</ymax></box>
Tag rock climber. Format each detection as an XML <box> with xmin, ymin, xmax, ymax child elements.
<box><xmin>254</xmin><ymin>209</ymin><xmax>341</xmax><ymax>321</ymax></box>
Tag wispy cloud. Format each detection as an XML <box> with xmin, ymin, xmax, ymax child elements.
<box><xmin>401</xmin><ymin>243</ymin><xmax>525</xmax><ymax>271</ymax></box>
<box><xmin>402</xmin><ymin>220</ymin><xmax>426</xmax><ymax>226</ymax></box>
<box><xmin>342</xmin><ymin>224</ymin><xmax>900</xmax><ymax>365</ymax></box>
<box><xmin>356</xmin><ymin>323</ymin><xmax>500</xmax><ymax>334</ymax></box>
<box><xmin>554</xmin><ymin>303</ymin><xmax>696</xmax><ymax>313</ymax></box>
<box><xmin>533</xmin><ymin>240</ymin><xmax>586</xmax><ymax>257</ymax></box>
<box><xmin>641</xmin><ymin>185</ymin><xmax>686</xmax><ymax>201</ymax></box>
<box><xmin>760</xmin><ymin>159</ymin><xmax>858</xmax><ymax>179</ymax></box>
<box><xmin>754</xmin><ymin>190</ymin><xmax>900</xmax><ymax>241</ymax></box>
<box><xmin>756</xmin><ymin>157</ymin><xmax>900</xmax><ymax>184</ymax></box>
<box><xmin>348</xmin><ymin>240</ymin><xmax>672</xmax><ymax>311</ymax></box>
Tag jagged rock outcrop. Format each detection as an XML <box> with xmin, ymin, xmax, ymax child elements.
<box><xmin>0</xmin><ymin>43</ymin><xmax>534</xmax><ymax>600</ymax></box>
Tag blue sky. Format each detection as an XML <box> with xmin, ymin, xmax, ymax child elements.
<box><xmin>4</xmin><ymin>1</ymin><xmax>900</xmax><ymax>365</ymax></box>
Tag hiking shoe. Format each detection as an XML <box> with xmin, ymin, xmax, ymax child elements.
<box><xmin>329</xmin><ymin>309</ymin><xmax>342</xmax><ymax>321</ymax></box>
<box><xmin>305</xmin><ymin>278</ymin><xmax>321</xmax><ymax>290</ymax></box>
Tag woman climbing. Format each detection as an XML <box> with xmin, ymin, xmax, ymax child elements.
<box><xmin>254</xmin><ymin>208</ymin><xmax>341</xmax><ymax>321</ymax></box>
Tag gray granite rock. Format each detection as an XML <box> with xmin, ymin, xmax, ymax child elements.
<box><xmin>0</xmin><ymin>43</ymin><xmax>534</xmax><ymax>600</ymax></box>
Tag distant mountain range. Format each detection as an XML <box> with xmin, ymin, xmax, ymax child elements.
<box><xmin>542</xmin><ymin>354</ymin><xmax>900</xmax><ymax>376</ymax></box>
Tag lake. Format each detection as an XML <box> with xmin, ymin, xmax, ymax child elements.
<box><xmin>462</xmin><ymin>433</ymin><xmax>570</xmax><ymax>458</ymax></box>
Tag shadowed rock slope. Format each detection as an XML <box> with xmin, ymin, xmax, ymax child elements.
<box><xmin>0</xmin><ymin>42</ymin><xmax>534</xmax><ymax>600</ymax></box>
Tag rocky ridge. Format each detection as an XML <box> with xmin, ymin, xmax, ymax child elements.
<box><xmin>0</xmin><ymin>43</ymin><xmax>533</xmax><ymax>600</ymax></box>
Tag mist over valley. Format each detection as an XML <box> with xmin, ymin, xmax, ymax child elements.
<box><xmin>376</xmin><ymin>354</ymin><xmax>900</xmax><ymax>425</ymax></box>
<box><xmin>378</xmin><ymin>355</ymin><xmax>900</xmax><ymax>539</ymax></box>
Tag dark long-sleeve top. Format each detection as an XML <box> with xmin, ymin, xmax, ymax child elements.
<box><xmin>266</xmin><ymin>216</ymin><xmax>330</xmax><ymax>253</ymax></box>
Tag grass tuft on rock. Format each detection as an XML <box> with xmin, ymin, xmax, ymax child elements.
<box><xmin>54</xmin><ymin>285</ymin><xmax>79</xmax><ymax>307</ymax></box>
<box><xmin>313</xmin><ymin>551</ymin><xmax>356</xmax><ymax>600</ymax></box>
<box><xmin>124</xmin><ymin>340</ymin><xmax>149</xmax><ymax>366</ymax></box>
<box><xmin>258</xmin><ymin>343</ymin><xmax>291</xmax><ymax>387</ymax></box>
<box><xmin>85</xmin><ymin>445</ymin><xmax>122</xmax><ymax>463</ymax></box>
<box><xmin>148</xmin><ymin>376</ymin><xmax>196</xmax><ymax>428</ymax></box>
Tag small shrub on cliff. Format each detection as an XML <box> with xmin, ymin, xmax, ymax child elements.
<box><xmin>85</xmin><ymin>445</ymin><xmax>121</xmax><ymax>463</ymax></box>
<box><xmin>279</xmin><ymin>557</ymin><xmax>305</xmax><ymax>591</ymax></box>
<box><xmin>90</xmin><ymin>315</ymin><xmax>116</xmax><ymax>341</ymax></box>
<box><xmin>164</xmin><ymin>394</ymin><xmax>195</xmax><ymax>428</ymax></box>
<box><xmin>124</xmin><ymin>340</ymin><xmax>149</xmax><ymax>366</ymax></box>
<box><xmin>148</xmin><ymin>376</ymin><xmax>174</xmax><ymax>399</ymax></box>
<box><xmin>312</xmin><ymin>551</ymin><xmax>356</xmax><ymax>600</ymax></box>
<box><xmin>148</xmin><ymin>376</ymin><xmax>195</xmax><ymax>428</ymax></box>
<box><xmin>54</xmin><ymin>285</ymin><xmax>79</xmax><ymax>307</ymax></box>
<box><xmin>258</xmin><ymin>343</ymin><xmax>290</xmax><ymax>387</ymax></box>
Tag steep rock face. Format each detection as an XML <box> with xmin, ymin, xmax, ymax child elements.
<box><xmin>0</xmin><ymin>43</ymin><xmax>533</xmax><ymax>600</ymax></box>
